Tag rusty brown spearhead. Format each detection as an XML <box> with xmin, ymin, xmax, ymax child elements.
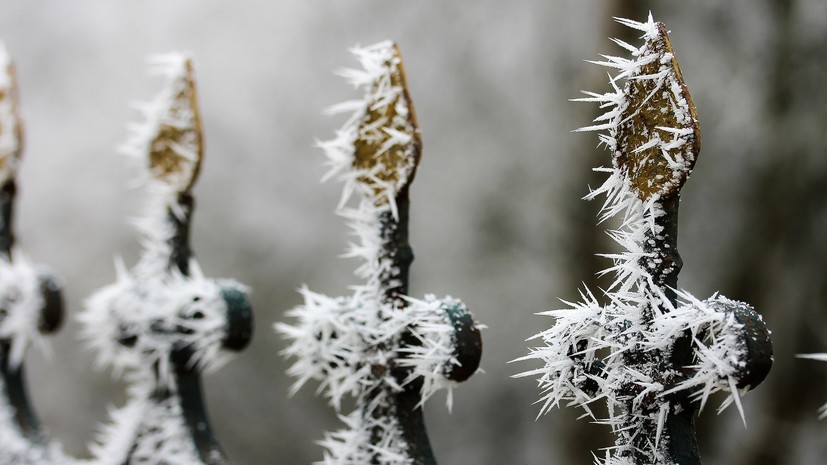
<box><xmin>0</xmin><ymin>42</ymin><xmax>24</xmax><ymax>186</ymax></box>
<box><xmin>351</xmin><ymin>42</ymin><xmax>422</xmax><ymax>208</ymax></box>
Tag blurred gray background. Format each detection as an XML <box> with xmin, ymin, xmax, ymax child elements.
<box><xmin>1</xmin><ymin>0</ymin><xmax>826</xmax><ymax>464</ymax></box>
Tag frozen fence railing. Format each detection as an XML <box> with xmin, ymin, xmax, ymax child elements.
<box><xmin>0</xmin><ymin>38</ymin><xmax>482</xmax><ymax>465</ymax></box>
<box><xmin>277</xmin><ymin>41</ymin><xmax>483</xmax><ymax>465</ymax></box>
<box><xmin>0</xmin><ymin>50</ymin><xmax>253</xmax><ymax>465</ymax></box>
<box><xmin>516</xmin><ymin>14</ymin><xmax>773</xmax><ymax>465</ymax></box>
<box><xmin>0</xmin><ymin>13</ymin><xmax>801</xmax><ymax>465</ymax></box>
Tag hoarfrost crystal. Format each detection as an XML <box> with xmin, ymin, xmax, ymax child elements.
<box><xmin>797</xmin><ymin>353</ymin><xmax>827</xmax><ymax>418</ymax></box>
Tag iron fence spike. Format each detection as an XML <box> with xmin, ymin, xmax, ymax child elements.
<box><xmin>76</xmin><ymin>55</ymin><xmax>252</xmax><ymax>465</ymax></box>
<box><xmin>518</xmin><ymin>14</ymin><xmax>772</xmax><ymax>465</ymax></box>
<box><xmin>279</xmin><ymin>41</ymin><xmax>482</xmax><ymax>465</ymax></box>
<box><xmin>0</xmin><ymin>44</ymin><xmax>65</xmax><ymax>464</ymax></box>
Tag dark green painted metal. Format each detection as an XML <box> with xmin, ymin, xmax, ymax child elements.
<box><xmin>0</xmin><ymin>181</ymin><xmax>17</xmax><ymax>259</ymax></box>
<box><xmin>655</xmin><ymin>193</ymin><xmax>702</xmax><ymax>465</ymax></box>
<box><xmin>220</xmin><ymin>287</ymin><xmax>254</xmax><ymax>352</ymax></box>
<box><xmin>1</xmin><ymin>340</ymin><xmax>42</xmax><ymax>445</ymax></box>
<box><xmin>627</xmin><ymin>191</ymin><xmax>770</xmax><ymax>464</ymax></box>
<box><xmin>374</xmin><ymin>192</ymin><xmax>439</xmax><ymax>465</ymax></box>
<box><xmin>370</xmin><ymin>189</ymin><xmax>482</xmax><ymax>465</ymax></box>
<box><xmin>442</xmin><ymin>303</ymin><xmax>482</xmax><ymax>383</ymax></box>
<box><xmin>561</xmin><ymin>186</ymin><xmax>773</xmax><ymax>464</ymax></box>
<box><xmin>0</xmin><ymin>179</ymin><xmax>64</xmax><ymax>450</ymax></box>
<box><xmin>173</xmin><ymin>347</ymin><xmax>235</xmax><ymax>465</ymax></box>
<box><xmin>121</xmin><ymin>193</ymin><xmax>253</xmax><ymax>465</ymax></box>
<box><xmin>718</xmin><ymin>300</ymin><xmax>773</xmax><ymax>390</ymax></box>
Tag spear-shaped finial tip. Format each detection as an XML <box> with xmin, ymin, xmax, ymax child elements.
<box><xmin>147</xmin><ymin>54</ymin><xmax>203</xmax><ymax>194</ymax></box>
<box><xmin>0</xmin><ymin>41</ymin><xmax>24</xmax><ymax>185</ymax></box>
<box><xmin>351</xmin><ymin>42</ymin><xmax>422</xmax><ymax>204</ymax></box>
<box><xmin>126</xmin><ymin>53</ymin><xmax>204</xmax><ymax>195</ymax></box>
<box><xmin>615</xmin><ymin>21</ymin><xmax>700</xmax><ymax>200</ymax></box>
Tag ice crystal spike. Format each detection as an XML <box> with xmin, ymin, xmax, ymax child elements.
<box><xmin>279</xmin><ymin>41</ymin><xmax>481</xmax><ymax>465</ymax></box>
<box><xmin>518</xmin><ymin>14</ymin><xmax>771</xmax><ymax>465</ymax></box>
<box><xmin>0</xmin><ymin>42</ymin><xmax>23</xmax><ymax>186</ymax></box>
<box><xmin>77</xmin><ymin>53</ymin><xmax>251</xmax><ymax>465</ymax></box>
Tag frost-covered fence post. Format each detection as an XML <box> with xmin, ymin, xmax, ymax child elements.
<box><xmin>0</xmin><ymin>42</ymin><xmax>64</xmax><ymax>465</ymax></box>
<box><xmin>517</xmin><ymin>15</ymin><xmax>772</xmax><ymax>465</ymax></box>
<box><xmin>78</xmin><ymin>54</ymin><xmax>252</xmax><ymax>465</ymax></box>
<box><xmin>278</xmin><ymin>42</ymin><xmax>482</xmax><ymax>465</ymax></box>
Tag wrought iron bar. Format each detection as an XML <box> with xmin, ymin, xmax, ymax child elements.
<box><xmin>278</xmin><ymin>41</ymin><xmax>482</xmax><ymax>465</ymax></box>
<box><xmin>517</xmin><ymin>14</ymin><xmax>772</xmax><ymax>465</ymax></box>
<box><xmin>79</xmin><ymin>54</ymin><xmax>252</xmax><ymax>465</ymax></box>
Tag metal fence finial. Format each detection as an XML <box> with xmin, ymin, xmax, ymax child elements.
<box><xmin>279</xmin><ymin>41</ymin><xmax>482</xmax><ymax>465</ymax></box>
<box><xmin>78</xmin><ymin>53</ymin><xmax>252</xmax><ymax>465</ymax></box>
<box><xmin>517</xmin><ymin>14</ymin><xmax>772</xmax><ymax>465</ymax></box>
